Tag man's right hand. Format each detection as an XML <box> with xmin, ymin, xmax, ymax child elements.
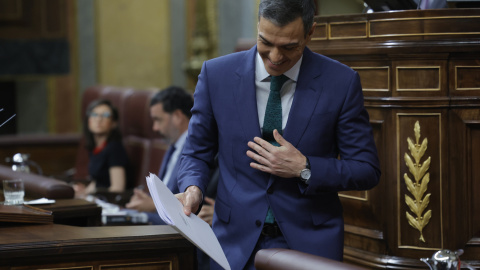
<box><xmin>175</xmin><ymin>185</ymin><xmax>203</xmax><ymax>216</ymax></box>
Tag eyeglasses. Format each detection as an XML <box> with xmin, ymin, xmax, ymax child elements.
<box><xmin>89</xmin><ymin>112</ymin><xmax>112</xmax><ymax>119</ymax></box>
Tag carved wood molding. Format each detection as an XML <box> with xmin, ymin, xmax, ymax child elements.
<box><xmin>404</xmin><ymin>121</ymin><xmax>432</xmax><ymax>243</ymax></box>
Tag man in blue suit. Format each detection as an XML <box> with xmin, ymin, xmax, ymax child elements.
<box><xmin>177</xmin><ymin>0</ymin><xmax>381</xmax><ymax>269</ymax></box>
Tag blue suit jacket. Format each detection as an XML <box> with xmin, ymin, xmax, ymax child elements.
<box><xmin>178</xmin><ymin>46</ymin><xmax>381</xmax><ymax>269</ymax></box>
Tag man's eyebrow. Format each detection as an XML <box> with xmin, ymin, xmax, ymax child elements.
<box><xmin>258</xmin><ymin>34</ymin><xmax>271</xmax><ymax>44</ymax></box>
<box><xmin>258</xmin><ymin>34</ymin><xmax>299</xmax><ymax>47</ymax></box>
<box><xmin>282</xmin><ymin>42</ymin><xmax>300</xmax><ymax>47</ymax></box>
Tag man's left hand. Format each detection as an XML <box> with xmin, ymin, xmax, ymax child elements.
<box><xmin>247</xmin><ymin>129</ymin><xmax>306</xmax><ymax>178</ymax></box>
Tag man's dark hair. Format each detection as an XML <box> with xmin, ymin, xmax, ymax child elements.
<box><xmin>150</xmin><ymin>86</ymin><xmax>193</xmax><ymax>119</ymax></box>
<box><xmin>83</xmin><ymin>99</ymin><xmax>122</xmax><ymax>151</ymax></box>
<box><xmin>258</xmin><ymin>0</ymin><xmax>316</xmax><ymax>37</ymax></box>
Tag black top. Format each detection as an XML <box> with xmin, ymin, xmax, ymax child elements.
<box><xmin>88</xmin><ymin>141</ymin><xmax>133</xmax><ymax>189</ymax></box>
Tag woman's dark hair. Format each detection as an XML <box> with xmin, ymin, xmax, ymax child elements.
<box><xmin>83</xmin><ymin>99</ymin><xmax>122</xmax><ymax>152</ymax></box>
<box><xmin>258</xmin><ymin>0</ymin><xmax>316</xmax><ymax>38</ymax></box>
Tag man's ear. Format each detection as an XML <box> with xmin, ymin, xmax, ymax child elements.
<box><xmin>306</xmin><ymin>22</ymin><xmax>317</xmax><ymax>42</ymax></box>
<box><xmin>171</xmin><ymin>109</ymin><xmax>184</xmax><ymax>125</ymax></box>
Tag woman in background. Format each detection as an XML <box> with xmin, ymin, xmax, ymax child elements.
<box><xmin>74</xmin><ymin>99</ymin><xmax>132</xmax><ymax>198</ymax></box>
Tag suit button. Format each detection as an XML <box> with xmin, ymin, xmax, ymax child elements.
<box><xmin>255</xmin><ymin>220</ymin><xmax>262</xmax><ymax>227</ymax></box>
<box><xmin>267</xmin><ymin>187</ymin><xmax>273</xmax><ymax>194</ymax></box>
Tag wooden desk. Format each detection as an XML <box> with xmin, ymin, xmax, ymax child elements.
<box><xmin>0</xmin><ymin>199</ymin><xmax>102</xmax><ymax>227</ymax></box>
<box><xmin>0</xmin><ymin>224</ymin><xmax>196</xmax><ymax>270</ymax></box>
<box><xmin>38</xmin><ymin>198</ymin><xmax>102</xmax><ymax>226</ymax></box>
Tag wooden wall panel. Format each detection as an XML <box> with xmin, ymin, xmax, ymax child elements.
<box><xmin>330</xmin><ymin>21</ymin><xmax>367</xmax><ymax>39</ymax></box>
<box><xmin>370</xmin><ymin>19</ymin><xmax>422</xmax><ymax>37</ymax></box>
<box><xmin>353</xmin><ymin>67</ymin><xmax>390</xmax><ymax>92</ymax></box>
<box><xmin>313</xmin><ymin>8</ymin><xmax>480</xmax><ymax>269</ymax></box>
<box><xmin>449</xmin><ymin>108</ymin><xmax>480</xmax><ymax>248</ymax></box>
<box><xmin>393</xmin><ymin>59</ymin><xmax>448</xmax><ymax>96</ymax></box>
<box><xmin>451</xmin><ymin>59</ymin><xmax>480</xmax><ymax>96</ymax></box>
<box><xmin>396</xmin><ymin>67</ymin><xmax>441</xmax><ymax>91</ymax></box>
<box><xmin>339</xmin><ymin>59</ymin><xmax>392</xmax><ymax>98</ymax></box>
<box><xmin>369</xmin><ymin>16</ymin><xmax>480</xmax><ymax>38</ymax></box>
<box><xmin>470</xmin><ymin>128</ymin><xmax>480</xmax><ymax>233</ymax></box>
<box><xmin>455</xmin><ymin>66</ymin><xmax>480</xmax><ymax>90</ymax></box>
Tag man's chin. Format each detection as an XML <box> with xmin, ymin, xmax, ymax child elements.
<box><xmin>265</xmin><ymin>63</ymin><xmax>288</xmax><ymax>76</ymax></box>
<box><xmin>266</xmin><ymin>69</ymin><xmax>284</xmax><ymax>76</ymax></box>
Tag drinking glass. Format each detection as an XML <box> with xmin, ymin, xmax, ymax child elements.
<box><xmin>2</xmin><ymin>179</ymin><xmax>25</xmax><ymax>205</ymax></box>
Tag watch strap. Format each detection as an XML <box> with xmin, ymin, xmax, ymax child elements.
<box><xmin>305</xmin><ymin>156</ymin><xmax>311</xmax><ymax>170</ymax></box>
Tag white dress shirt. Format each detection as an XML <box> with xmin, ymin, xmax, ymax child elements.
<box><xmin>255</xmin><ymin>52</ymin><xmax>303</xmax><ymax>132</ymax></box>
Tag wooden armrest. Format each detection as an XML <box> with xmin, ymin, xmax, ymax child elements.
<box><xmin>254</xmin><ymin>248</ymin><xmax>368</xmax><ymax>270</ymax></box>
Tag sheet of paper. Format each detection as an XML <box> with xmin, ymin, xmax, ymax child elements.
<box><xmin>146</xmin><ymin>173</ymin><xmax>231</xmax><ymax>270</ymax></box>
<box><xmin>24</xmin><ymin>198</ymin><xmax>56</xmax><ymax>205</ymax></box>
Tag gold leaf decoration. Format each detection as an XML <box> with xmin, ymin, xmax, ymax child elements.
<box><xmin>404</xmin><ymin>121</ymin><xmax>432</xmax><ymax>242</ymax></box>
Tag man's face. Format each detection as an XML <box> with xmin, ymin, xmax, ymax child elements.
<box><xmin>257</xmin><ymin>16</ymin><xmax>315</xmax><ymax>76</ymax></box>
<box><xmin>150</xmin><ymin>103</ymin><xmax>179</xmax><ymax>144</ymax></box>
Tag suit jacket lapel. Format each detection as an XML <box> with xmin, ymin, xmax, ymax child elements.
<box><xmin>283</xmin><ymin>47</ymin><xmax>323</xmax><ymax>148</ymax></box>
<box><xmin>233</xmin><ymin>46</ymin><xmax>262</xmax><ymax>141</ymax></box>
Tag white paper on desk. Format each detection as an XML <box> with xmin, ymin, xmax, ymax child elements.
<box><xmin>146</xmin><ymin>173</ymin><xmax>231</xmax><ymax>270</ymax></box>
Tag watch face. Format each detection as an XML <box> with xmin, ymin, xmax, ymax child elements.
<box><xmin>301</xmin><ymin>169</ymin><xmax>311</xmax><ymax>180</ymax></box>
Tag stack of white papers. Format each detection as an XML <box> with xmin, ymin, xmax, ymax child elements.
<box><xmin>146</xmin><ymin>173</ymin><xmax>231</xmax><ymax>270</ymax></box>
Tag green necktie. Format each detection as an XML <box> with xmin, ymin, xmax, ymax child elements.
<box><xmin>263</xmin><ymin>74</ymin><xmax>288</xmax><ymax>225</ymax></box>
<box><xmin>263</xmin><ymin>75</ymin><xmax>288</xmax><ymax>146</ymax></box>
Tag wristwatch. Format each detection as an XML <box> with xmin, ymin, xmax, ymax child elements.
<box><xmin>300</xmin><ymin>156</ymin><xmax>311</xmax><ymax>184</ymax></box>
